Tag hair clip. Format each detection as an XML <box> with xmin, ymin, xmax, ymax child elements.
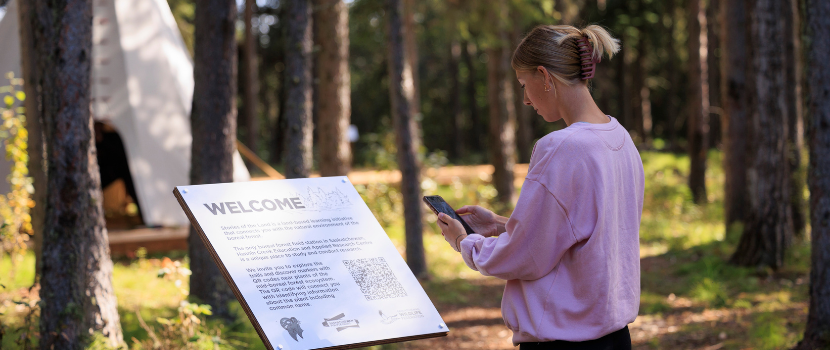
<box><xmin>576</xmin><ymin>37</ymin><xmax>600</xmax><ymax>80</ymax></box>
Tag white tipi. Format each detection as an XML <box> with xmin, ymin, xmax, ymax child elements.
<box><xmin>0</xmin><ymin>0</ymin><xmax>250</xmax><ymax>227</ymax></box>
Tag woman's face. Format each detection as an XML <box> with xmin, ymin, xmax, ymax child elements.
<box><xmin>516</xmin><ymin>67</ymin><xmax>562</xmax><ymax>123</ymax></box>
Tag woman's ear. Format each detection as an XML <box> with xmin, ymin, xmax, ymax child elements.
<box><xmin>536</xmin><ymin>66</ymin><xmax>554</xmax><ymax>88</ymax></box>
<box><xmin>536</xmin><ymin>66</ymin><xmax>548</xmax><ymax>82</ymax></box>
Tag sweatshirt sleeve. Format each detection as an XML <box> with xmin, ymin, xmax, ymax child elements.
<box><xmin>459</xmin><ymin>179</ymin><xmax>577</xmax><ymax>281</ymax></box>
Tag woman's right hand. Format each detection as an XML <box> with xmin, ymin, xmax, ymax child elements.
<box><xmin>456</xmin><ymin>205</ymin><xmax>508</xmax><ymax>237</ymax></box>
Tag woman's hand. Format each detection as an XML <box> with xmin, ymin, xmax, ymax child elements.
<box><xmin>437</xmin><ymin>213</ymin><xmax>467</xmax><ymax>252</ymax></box>
<box><xmin>456</xmin><ymin>205</ymin><xmax>508</xmax><ymax>237</ymax></box>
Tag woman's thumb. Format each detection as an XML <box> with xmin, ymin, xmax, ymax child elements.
<box><xmin>439</xmin><ymin>212</ymin><xmax>455</xmax><ymax>223</ymax></box>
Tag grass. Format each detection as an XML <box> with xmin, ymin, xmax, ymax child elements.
<box><xmin>0</xmin><ymin>150</ymin><xmax>813</xmax><ymax>349</ymax></box>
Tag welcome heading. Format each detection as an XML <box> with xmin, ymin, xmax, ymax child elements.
<box><xmin>203</xmin><ymin>197</ymin><xmax>305</xmax><ymax>215</ymax></box>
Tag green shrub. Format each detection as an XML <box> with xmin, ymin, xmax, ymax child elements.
<box><xmin>749</xmin><ymin>312</ymin><xmax>789</xmax><ymax>350</ymax></box>
<box><xmin>0</xmin><ymin>73</ymin><xmax>33</xmax><ymax>270</ymax></box>
<box><xmin>691</xmin><ymin>278</ymin><xmax>728</xmax><ymax>308</ymax></box>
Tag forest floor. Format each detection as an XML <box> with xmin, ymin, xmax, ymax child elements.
<box><xmin>0</xmin><ymin>151</ymin><xmax>812</xmax><ymax>349</ymax></box>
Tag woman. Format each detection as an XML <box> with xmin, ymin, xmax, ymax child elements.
<box><xmin>437</xmin><ymin>24</ymin><xmax>644</xmax><ymax>349</ymax></box>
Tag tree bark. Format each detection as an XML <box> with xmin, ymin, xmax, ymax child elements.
<box><xmin>403</xmin><ymin>0</ymin><xmax>421</xmax><ymax>151</ymax></box>
<box><xmin>314</xmin><ymin>0</ymin><xmax>351</xmax><ymax>176</ymax></box>
<box><xmin>796</xmin><ymin>0</ymin><xmax>830</xmax><ymax>346</ymax></box>
<box><xmin>31</xmin><ymin>0</ymin><xmax>123</xmax><ymax>347</ymax></box>
<box><xmin>512</xmin><ymin>16</ymin><xmax>533</xmax><ymax>163</ymax></box>
<box><xmin>449</xmin><ymin>39</ymin><xmax>466</xmax><ymax>160</ymax></box>
<box><xmin>18</xmin><ymin>0</ymin><xmax>46</xmax><ymax>281</ymax></box>
<box><xmin>722</xmin><ymin>0</ymin><xmax>750</xmax><ymax>232</ymax></box>
<box><xmin>784</xmin><ymin>0</ymin><xmax>807</xmax><ymax>237</ymax></box>
<box><xmin>189</xmin><ymin>0</ymin><xmax>238</xmax><ymax>319</ymax></box>
<box><xmin>708</xmin><ymin>0</ymin><xmax>723</xmax><ymax>149</ymax></box>
<box><xmin>666</xmin><ymin>0</ymin><xmax>680</xmax><ymax>150</ymax></box>
<box><xmin>486</xmin><ymin>0</ymin><xmax>517</xmax><ymax>206</ymax></box>
<box><xmin>688</xmin><ymin>0</ymin><xmax>710</xmax><ymax>204</ymax></box>
<box><xmin>730</xmin><ymin>0</ymin><xmax>794</xmax><ymax>269</ymax></box>
<box><xmin>462</xmin><ymin>41</ymin><xmax>481</xmax><ymax>152</ymax></box>
<box><xmin>242</xmin><ymin>0</ymin><xmax>259</xmax><ymax>153</ymax></box>
<box><xmin>632</xmin><ymin>23</ymin><xmax>648</xmax><ymax>145</ymax></box>
<box><xmin>284</xmin><ymin>0</ymin><xmax>313</xmax><ymax>178</ymax></box>
<box><xmin>619</xmin><ymin>41</ymin><xmax>633</xmax><ymax>131</ymax></box>
<box><xmin>386</xmin><ymin>0</ymin><xmax>426</xmax><ymax>278</ymax></box>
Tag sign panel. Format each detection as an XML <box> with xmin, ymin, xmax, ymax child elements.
<box><xmin>173</xmin><ymin>177</ymin><xmax>448</xmax><ymax>350</ymax></box>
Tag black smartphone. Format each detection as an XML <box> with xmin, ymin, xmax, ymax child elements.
<box><xmin>422</xmin><ymin>195</ymin><xmax>475</xmax><ymax>234</ymax></box>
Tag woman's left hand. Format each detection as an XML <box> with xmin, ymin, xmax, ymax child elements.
<box><xmin>437</xmin><ymin>213</ymin><xmax>467</xmax><ymax>252</ymax></box>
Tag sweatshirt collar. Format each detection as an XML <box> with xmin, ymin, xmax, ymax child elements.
<box><xmin>567</xmin><ymin>115</ymin><xmax>618</xmax><ymax>131</ymax></box>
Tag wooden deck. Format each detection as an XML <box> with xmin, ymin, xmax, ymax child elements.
<box><xmin>108</xmin><ymin>227</ymin><xmax>189</xmax><ymax>256</ymax></box>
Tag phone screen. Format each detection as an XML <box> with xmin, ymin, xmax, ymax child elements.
<box><xmin>422</xmin><ymin>195</ymin><xmax>475</xmax><ymax>234</ymax></box>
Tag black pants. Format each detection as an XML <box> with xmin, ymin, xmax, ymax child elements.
<box><xmin>519</xmin><ymin>326</ymin><xmax>631</xmax><ymax>350</ymax></box>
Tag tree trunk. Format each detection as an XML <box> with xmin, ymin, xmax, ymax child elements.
<box><xmin>515</xmin><ymin>82</ymin><xmax>533</xmax><ymax>163</ymax></box>
<box><xmin>666</xmin><ymin>0</ymin><xmax>680</xmax><ymax>150</ymax></box>
<box><xmin>462</xmin><ymin>41</ymin><xmax>481</xmax><ymax>152</ymax></box>
<box><xmin>386</xmin><ymin>0</ymin><xmax>426</xmax><ymax>278</ymax></box>
<box><xmin>632</xmin><ymin>24</ymin><xmax>648</xmax><ymax>145</ymax></box>
<box><xmin>707</xmin><ymin>0</ymin><xmax>723</xmax><ymax>149</ymax></box>
<box><xmin>403</xmin><ymin>0</ymin><xmax>421</xmax><ymax>152</ymax></box>
<box><xmin>722</xmin><ymin>0</ymin><xmax>750</xmax><ymax>232</ymax></box>
<box><xmin>189</xmin><ymin>0</ymin><xmax>238</xmax><ymax>319</ymax></box>
<box><xmin>796</xmin><ymin>0</ymin><xmax>830</xmax><ymax>346</ymax></box>
<box><xmin>242</xmin><ymin>0</ymin><xmax>259</xmax><ymax>153</ymax></box>
<box><xmin>512</xmin><ymin>16</ymin><xmax>533</xmax><ymax>163</ymax></box>
<box><xmin>268</xmin><ymin>3</ymin><xmax>288</xmax><ymax>167</ymax></box>
<box><xmin>616</xmin><ymin>0</ymin><xmax>632</xmax><ymax>131</ymax></box>
<box><xmin>31</xmin><ymin>0</ymin><xmax>123</xmax><ymax>347</ymax></box>
<box><xmin>18</xmin><ymin>0</ymin><xmax>46</xmax><ymax>281</ymax></box>
<box><xmin>730</xmin><ymin>0</ymin><xmax>794</xmax><ymax>269</ymax></box>
<box><xmin>314</xmin><ymin>0</ymin><xmax>351</xmax><ymax>176</ymax></box>
<box><xmin>619</xmin><ymin>42</ymin><xmax>633</xmax><ymax>131</ymax></box>
<box><xmin>687</xmin><ymin>0</ymin><xmax>710</xmax><ymax>204</ymax></box>
<box><xmin>449</xmin><ymin>39</ymin><xmax>466</xmax><ymax>160</ymax></box>
<box><xmin>486</xmin><ymin>0</ymin><xmax>517</xmax><ymax>206</ymax></box>
<box><xmin>784</xmin><ymin>0</ymin><xmax>807</xmax><ymax>237</ymax></box>
<box><xmin>284</xmin><ymin>0</ymin><xmax>313</xmax><ymax>178</ymax></box>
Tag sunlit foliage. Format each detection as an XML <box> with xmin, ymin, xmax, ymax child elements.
<box><xmin>0</xmin><ymin>73</ymin><xmax>33</xmax><ymax>268</ymax></box>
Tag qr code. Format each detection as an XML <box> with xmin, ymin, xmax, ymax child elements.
<box><xmin>342</xmin><ymin>257</ymin><xmax>408</xmax><ymax>301</ymax></box>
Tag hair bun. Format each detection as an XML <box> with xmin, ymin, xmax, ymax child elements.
<box><xmin>512</xmin><ymin>24</ymin><xmax>620</xmax><ymax>84</ymax></box>
<box><xmin>580</xmin><ymin>25</ymin><xmax>621</xmax><ymax>62</ymax></box>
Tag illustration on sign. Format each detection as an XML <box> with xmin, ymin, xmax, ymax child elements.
<box><xmin>379</xmin><ymin>308</ymin><xmax>425</xmax><ymax>325</ymax></box>
<box><xmin>296</xmin><ymin>187</ymin><xmax>352</xmax><ymax>211</ymax></box>
<box><xmin>322</xmin><ymin>313</ymin><xmax>361</xmax><ymax>332</ymax></box>
<box><xmin>379</xmin><ymin>310</ymin><xmax>400</xmax><ymax>325</ymax></box>
<box><xmin>280</xmin><ymin>317</ymin><xmax>305</xmax><ymax>341</ymax></box>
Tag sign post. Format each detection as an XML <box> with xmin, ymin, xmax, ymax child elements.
<box><xmin>173</xmin><ymin>176</ymin><xmax>448</xmax><ymax>350</ymax></box>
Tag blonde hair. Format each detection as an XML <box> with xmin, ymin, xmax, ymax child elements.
<box><xmin>511</xmin><ymin>25</ymin><xmax>620</xmax><ymax>85</ymax></box>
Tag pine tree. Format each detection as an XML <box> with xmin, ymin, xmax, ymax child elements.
<box><xmin>189</xmin><ymin>0</ymin><xmax>238</xmax><ymax>319</ymax></box>
<box><xmin>31</xmin><ymin>0</ymin><xmax>123</xmax><ymax>346</ymax></box>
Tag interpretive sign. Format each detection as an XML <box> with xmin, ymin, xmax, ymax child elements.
<box><xmin>173</xmin><ymin>177</ymin><xmax>448</xmax><ymax>350</ymax></box>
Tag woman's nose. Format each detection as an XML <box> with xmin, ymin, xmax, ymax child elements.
<box><xmin>523</xmin><ymin>90</ymin><xmax>532</xmax><ymax>106</ymax></box>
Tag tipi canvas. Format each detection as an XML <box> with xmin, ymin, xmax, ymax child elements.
<box><xmin>0</xmin><ymin>0</ymin><xmax>250</xmax><ymax>227</ymax></box>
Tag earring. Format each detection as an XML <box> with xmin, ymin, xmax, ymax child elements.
<box><xmin>544</xmin><ymin>84</ymin><xmax>550</xmax><ymax>92</ymax></box>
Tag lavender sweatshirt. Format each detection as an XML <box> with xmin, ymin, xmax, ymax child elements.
<box><xmin>460</xmin><ymin>116</ymin><xmax>644</xmax><ymax>344</ymax></box>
